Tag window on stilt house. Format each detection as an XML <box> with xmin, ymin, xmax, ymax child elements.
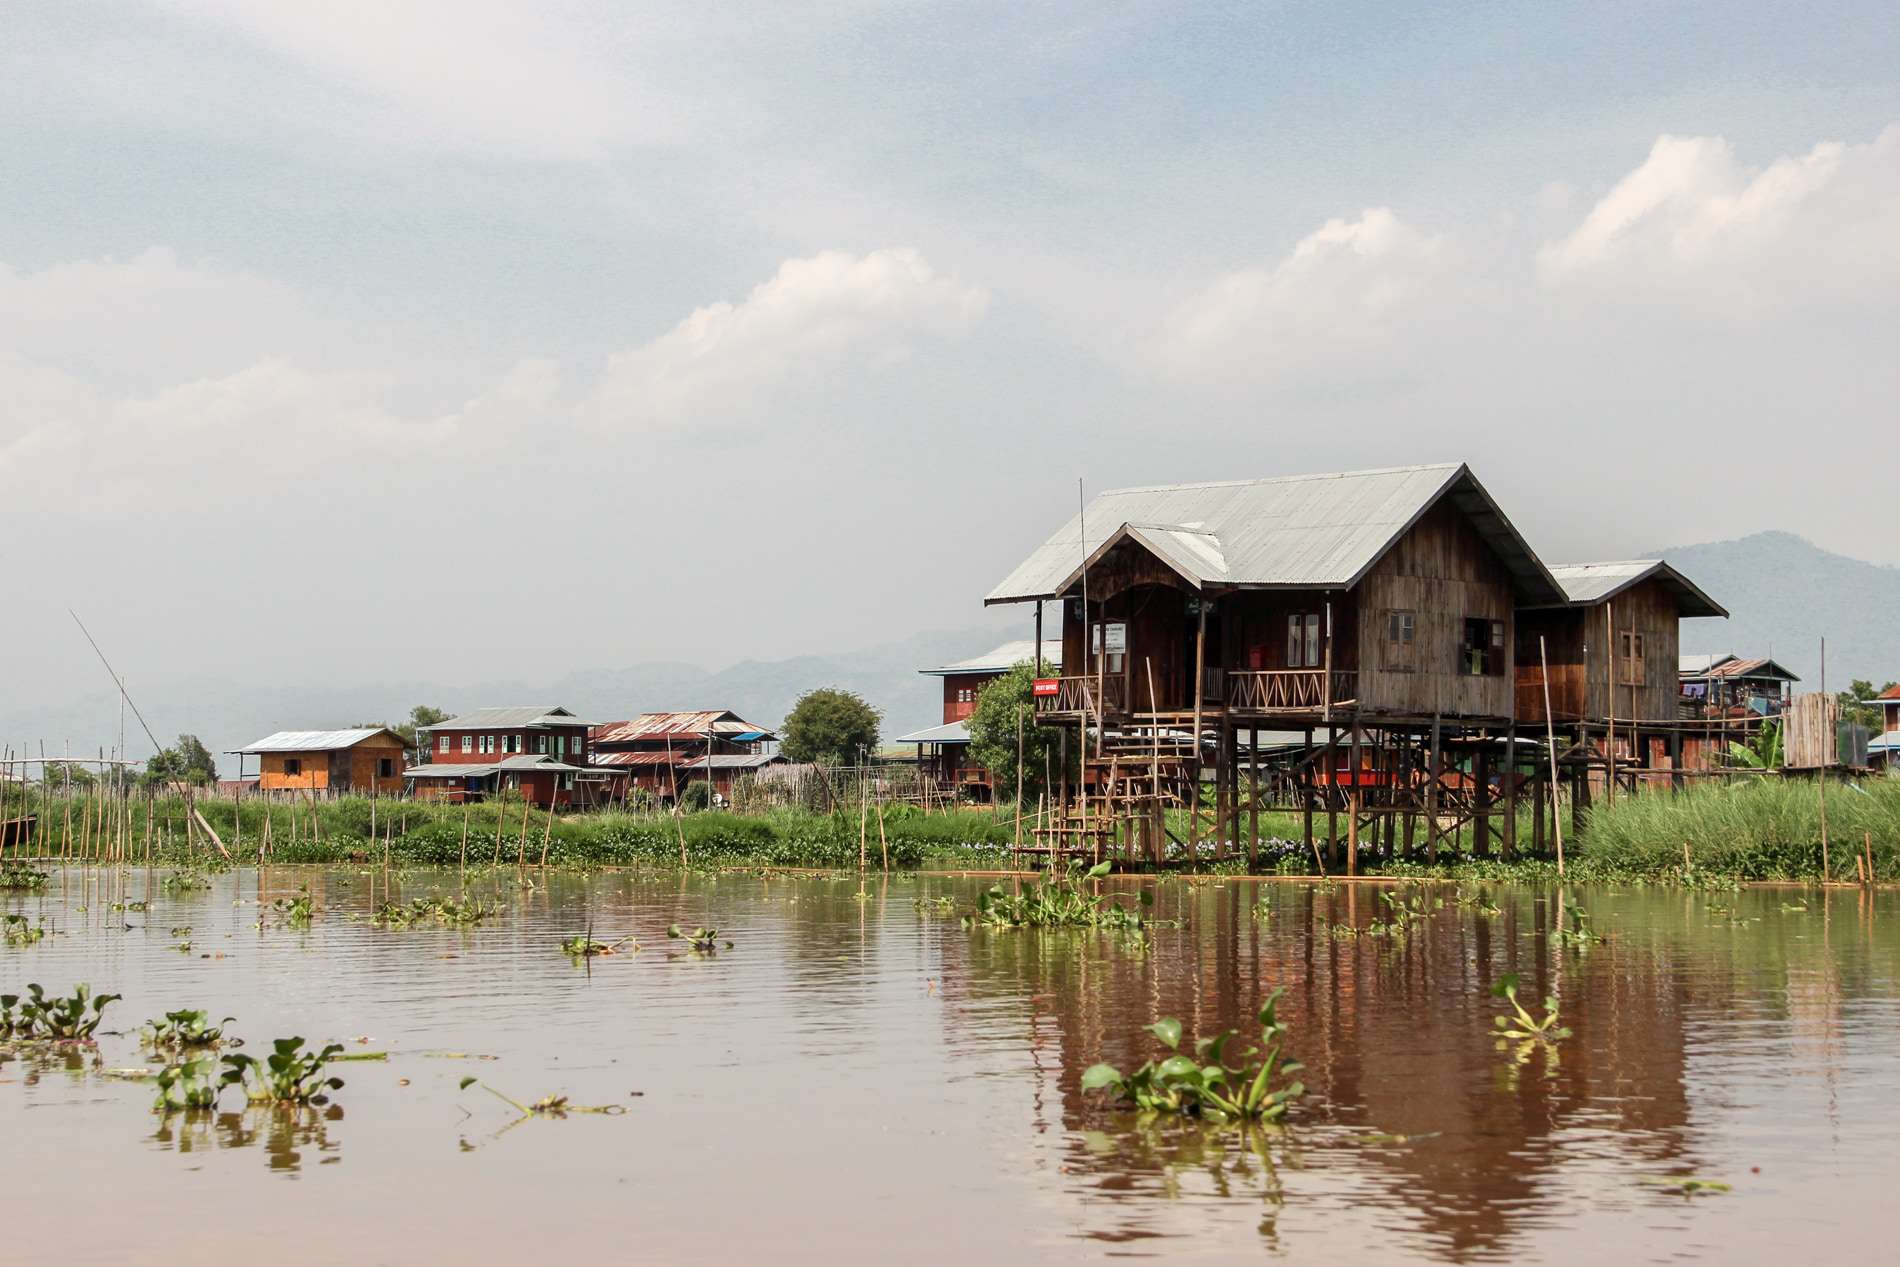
<box><xmin>1286</xmin><ymin>613</ymin><xmax>1322</xmax><ymax>668</ymax></box>
<box><xmin>1618</xmin><ymin>632</ymin><xmax>1646</xmax><ymax>685</ymax></box>
<box><xmin>1461</xmin><ymin>618</ymin><xmax>1506</xmax><ymax>676</ymax></box>
<box><xmin>1382</xmin><ymin>609</ymin><xmax>1416</xmax><ymax>671</ymax></box>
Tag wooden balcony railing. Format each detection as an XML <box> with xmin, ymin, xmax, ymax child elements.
<box><xmin>1033</xmin><ymin>675</ymin><xmax>1128</xmax><ymax>718</ymax></box>
<box><xmin>1226</xmin><ymin>669</ymin><xmax>1359</xmax><ymax>713</ymax></box>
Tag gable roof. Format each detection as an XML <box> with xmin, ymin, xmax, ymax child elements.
<box><xmin>1679</xmin><ymin>654</ymin><xmax>1800</xmax><ymax>683</ymax></box>
<box><xmin>591</xmin><ymin>711</ymin><xmax>776</xmax><ymax>744</ymax></box>
<box><xmin>893</xmin><ymin>720</ymin><xmax>972</xmax><ymax>744</ymax></box>
<box><xmin>922</xmin><ymin>640</ymin><xmax>1063</xmax><ymax>676</ymax></box>
<box><xmin>1540</xmin><ymin>560</ymin><xmax>1728</xmax><ymax>618</ymax></box>
<box><xmin>421</xmin><ymin>706</ymin><xmax>592</xmax><ymax>731</ymax></box>
<box><xmin>985</xmin><ymin>463</ymin><xmax>1562</xmax><ymax>606</ymax></box>
<box><xmin>237</xmin><ymin>727</ymin><xmax>403</xmax><ymax>754</ymax></box>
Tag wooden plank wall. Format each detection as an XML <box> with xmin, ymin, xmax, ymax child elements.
<box><xmin>1783</xmin><ymin>692</ymin><xmax>1839</xmax><ymax>768</ymax></box>
<box><xmin>1354</xmin><ymin>500</ymin><xmax>1516</xmax><ymax>718</ymax></box>
<box><xmin>1514</xmin><ymin>578</ymin><xmax>1682</xmax><ymax>723</ymax></box>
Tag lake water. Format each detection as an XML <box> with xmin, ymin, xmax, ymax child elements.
<box><xmin>3</xmin><ymin>866</ymin><xmax>1896</xmax><ymax>1265</ymax></box>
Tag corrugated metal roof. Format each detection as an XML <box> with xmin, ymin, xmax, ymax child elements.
<box><xmin>422</xmin><ymin>706</ymin><xmax>592</xmax><ymax>731</ymax></box>
<box><xmin>894</xmin><ymin>721</ymin><xmax>972</xmax><ymax>744</ymax></box>
<box><xmin>592</xmin><ymin>751</ymin><xmax>677</xmax><ymax>767</ymax></box>
<box><xmin>986</xmin><ymin>463</ymin><xmax>1563</xmax><ymax>605</ymax></box>
<box><xmin>239</xmin><ymin>728</ymin><xmax>399</xmax><ymax>754</ymax></box>
<box><xmin>1542</xmin><ymin>560</ymin><xmax>1728</xmax><ymax>617</ymax></box>
<box><xmin>403</xmin><ymin>763</ymin><xmax>502</xmax><ymax>779</ymax></box>
<box><xmin>591</xmin><ymin>711</ymin><xmax>775</xmax><ymax>743</ymax></box>
<box><xmin>923</xmin><ymin>640</ymin><xmax>1064</xmax><ymax>676</ymax></box>
<box><xmin>682</xmin><ymin>754</ymin><xmax>783</xmax><ymax>771</ymax></box>
<box><xmin>1868</xmin><ymin>731</ymin><xmax>1900</xmax><ymax>753</ymax></box>
<box><xmin>1680</xmin><ymin>655</ymin><xmax>1800</xmax><ymax>682</ymax></box>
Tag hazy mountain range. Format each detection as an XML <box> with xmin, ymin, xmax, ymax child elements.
<box><xmin>1659</xmin><ymin>531</ymin><xmax>1896</xmax><ymax>690</ymax></box>
<box><xmin>3</xmin><ymin>531</ymin><xmax>1891</xmax><ymax>775</ymax></box>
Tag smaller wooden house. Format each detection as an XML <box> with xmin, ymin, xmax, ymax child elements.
<box><xmin>235</xmin><ymin>728</ymin><xmax>408</xmax><ymax>796</ymax></box>
<box><xmin>1678</xmin><ymin>653</ymin><xmax>1800</xmax><ymax>719</ymax></box>
<box><xmin>1515</xmin><ymin>561</ymin><xmax>1728</xmax><ymax>725</ymax></box>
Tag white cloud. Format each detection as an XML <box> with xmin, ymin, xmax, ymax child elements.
<box><xmin>154</xmin><ymin>0</ymin><xmax>684</xmax><ymax>159</ymax></box>
<box><xmin>586</xmin><ymin>248</ymin><xmax>989</xmax><ymax>430</ymax></box>
<box><xmin>1539</xmin><ymin>125</ymin><xmax>1900</xmax><ymax>310</ymax></box>
<box><xmin>1148</xmin><ymin>208</ymin><xmax>1463</xmax><ymax>387</ymax></box>
<box><xmin>0</xmin><ymin>246</ymin><xmax>333</xmax><ymax>390</ymax></box>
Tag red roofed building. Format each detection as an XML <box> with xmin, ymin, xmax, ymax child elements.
<box><xmin>590</xmin><ymin>711</ymin><xmax>779</xmax><ymax>805</ymax></box>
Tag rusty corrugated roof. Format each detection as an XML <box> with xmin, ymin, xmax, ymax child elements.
<box><xmin>591</xmin><ymin>711</ymin><xmax>775</xmax><ymax>743</ymax></box>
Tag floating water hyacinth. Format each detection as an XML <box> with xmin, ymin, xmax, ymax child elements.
<box><xmin>1082</xmin><ymin>988</ymin><xmax>1304</xmax><ymax>1123</ymax></box>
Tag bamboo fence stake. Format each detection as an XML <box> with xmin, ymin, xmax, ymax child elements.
<box><xmin>1818</xmin><ymin>635</ymin><xmax>1830</xmax><ymax>882</ymax></box>
<box><xmin>516</xmin><ymin>798</ymin><xmax>530</xmax><ymax>879</ymax></box>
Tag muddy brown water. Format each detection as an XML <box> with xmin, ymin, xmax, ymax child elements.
<box><xmin>2</xmin><ymin>867</ymin><xmax>1895</xmax><ymax>1264</ymax></box>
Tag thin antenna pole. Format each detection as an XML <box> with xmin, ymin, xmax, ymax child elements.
<box><xmin>1078</xmin><ymin>478</ymin><xmax>1100</xmax><ymax>761</ymax></box>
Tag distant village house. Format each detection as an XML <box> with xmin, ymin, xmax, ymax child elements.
<box><xmin>406</xmin><ymin>706</ymin><xmax>623</xmax><ymax>808</ymax></box>
<box><xmin>233</xmin><ymin>728</ymin><xmax>408</xmax><ymax>797</ymax></box>
<box><xmin>590</xmin><ymin>711</ymin><xmax>779</xmax><ymax>804</ymax></box>
<box><xmin>894</xmin><ymin>639</ymin><xmax>1061</xmax><ymax>801</ymax></box>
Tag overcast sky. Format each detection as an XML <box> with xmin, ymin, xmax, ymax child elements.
<box><xmin>4</xmin><ymin>1</ymin><xmax>1897</xmax><ymax>710</ymax></box>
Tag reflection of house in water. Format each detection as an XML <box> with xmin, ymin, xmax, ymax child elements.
<box><xmin>933</xmin><ymin>888</ymin><xmax>1699</xmax><ymax>1260</ymax></box>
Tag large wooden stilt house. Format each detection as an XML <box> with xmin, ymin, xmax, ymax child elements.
<box><xmin>986</xmin><ymin>464</ymin><xmax>1567</xmax><ymax>866</ymax></box>
<box><xmin>989</xmin><ymin>464</ymin><xmax>1562</xmax><ymax>727</ymax></box>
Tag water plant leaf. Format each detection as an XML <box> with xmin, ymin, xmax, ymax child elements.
<box><xmin>1146</xmin><ymin>1018</ymin><xmax>1183</xmax><ymax>1050</ymax></box>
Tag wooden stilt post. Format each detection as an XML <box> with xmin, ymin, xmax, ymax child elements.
<box><xmin>1325</xmin><ymin>723</ymin><xmax>1339</xmax><ymax>871</ymax></box>
<box><xmin>1247</xmin><ymin>727</ymin><xmax>1259</xmax><ymax>871</ymax></box>
<box><xmin>1191</xmin><ymin>600</ymin><xmax>1207</xmax><ymax>868</ymax></box>
<box><xmin>1424</xmin><ymin>713</ymin><xmax>1442</xmax><ymax>865</ymax></box>
<box><xmin>1302</xmin><ymin>727</ymin><xmax>1315</xmax><ymax>865</ymax></box>
<box><xmin>1503</xmin><ymin>721</ymin><xmax>1518</xmax><ymax>860</ymax></box>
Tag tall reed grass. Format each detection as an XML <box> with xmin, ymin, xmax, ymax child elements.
<box><xmin>1580</xmin><ymin>775</ymin><xmax>1900</xmax><ymax>880</ymax></box>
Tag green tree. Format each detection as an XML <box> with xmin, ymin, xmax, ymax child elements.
<box><xmin>144</xmin><ymin>733</ymin><xmax>217</xmax><ymax>788</ymax></box>
<box><xmin>381</xmin><ymin>704</ymin><xmax>451</xmax><ymax>751</ymax></box>
<box><xmin>1839</xmin><ymin>680</ymin><xmax>1895</xmax><ymax>732</ymax></box>
<box><xmin>781</xmin><ymin>688</ymin><xmax>882</xmax><ymax>765</ymax></box>
<box><xmin>966</xmin><ymin>662</ymin><xmax>1070</xmax><ymax>805</ymax></box>
<box><xmin>38</xmin><ymin>761</ymin><xmax>97</xmax><ymax>789</ymax></box>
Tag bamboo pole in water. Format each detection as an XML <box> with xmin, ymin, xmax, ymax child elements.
<box><xmin>1818</xmin><ymin>635</ymin><xmax>1830</xmax><ymax>882</ymax></box>
<box><xmin>516</xmin><ymin>798</ymin><xmax>530</xmax><ymax>880</ymax></box>
<box><xmin>1540</xmin><ymin>637</ymin><xmax>1566</xmax><ymax>878</ymax></box>
<box><xmin>1013</xmin><ymin>707</ymin><xmax>1025</xmax><ymax>856</ymax></box>
<box><xmin>492</xmin><ymin>792</ymin><xmax>505</xmax><ymax>867</ymax></box>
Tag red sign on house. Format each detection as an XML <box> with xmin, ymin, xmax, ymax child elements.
<box><xmin>1032</xmin><ymin>678</ymin><xmax>1061</xmax><ymax>697</ymax></box>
